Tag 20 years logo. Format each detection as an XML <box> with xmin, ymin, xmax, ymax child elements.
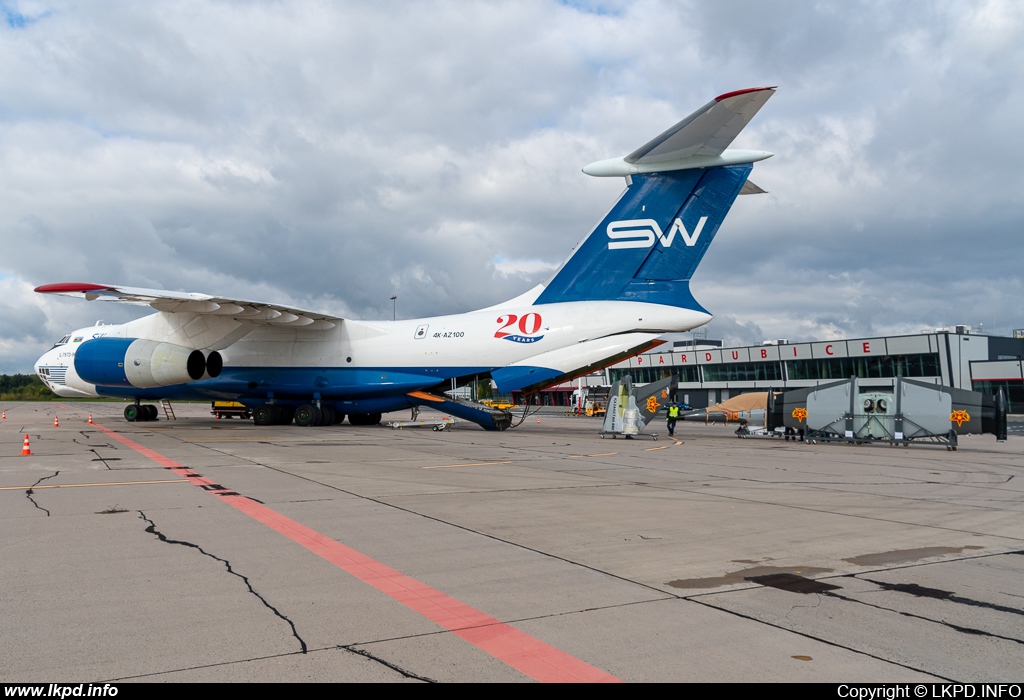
<box><xmin>494</xmin><ymin>313</ymin><xmax>545</xmax><ymax>343</ymax></box>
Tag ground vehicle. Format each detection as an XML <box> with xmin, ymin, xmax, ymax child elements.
<box><xmin>212</xmin><ymin>401</ymin><xmax>251</xmax><ymax>419</ymax></box>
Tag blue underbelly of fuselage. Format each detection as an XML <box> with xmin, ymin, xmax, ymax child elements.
<box><xmin>93</xmin><ymin>364</ymin><xmax>494</xmax><ymax>404</ymax></box>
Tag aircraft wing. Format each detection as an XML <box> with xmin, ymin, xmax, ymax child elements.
<box><xmin>34</xmin><ymin>282</ymin><xmax>340</xmax><ymax>330</ymax></box>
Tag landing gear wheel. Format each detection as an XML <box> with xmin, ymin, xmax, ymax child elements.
<box><xmin>295</xmin><ymin>404</ymin><xmax>320</xmax><ymax>427</ymax></box>
<box><xmin>276</xmin><ymin>406</ymin><xmax>295</xmax><ymax>425</ymax></box>
<box><xmin>320</xmin><ymin>406</ymin><xmax>336</xmax><ymax>426</ymax></box>
<box><xmin>253</xmin><ymin>405</ymin><xmax>278</xmax><ymax>426</ymax></box>
<box><xmin>124</xmin><ymin>405</ymin><xmax>140</xmax><ymax>422</ymax></box>
<box><xmin>144</xmin><ymin>404</ymin><xmax>159</xmax><ymax>421</ymax></box>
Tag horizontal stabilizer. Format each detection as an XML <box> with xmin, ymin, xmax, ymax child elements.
<box><xmin>583</xmin><ymin>86</ymin><xmax>775</xmax><ymax>177</ymax></box>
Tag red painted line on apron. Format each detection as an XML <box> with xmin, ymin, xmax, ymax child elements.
<box><xmin>93</xmin><ymin>423</ymin><xmax>619</xmax><ymax>683</ymax></box>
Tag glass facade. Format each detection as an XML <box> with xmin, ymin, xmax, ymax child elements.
<box><xmin>972</xmin><ymin>380</ymin><xmax>1024</xmax><ymax>414</ymax></box>
<box><xmin>613</xmin><ymin>352</ymin><xmax>941</xmax><ymax>386</ymax></box>
<box><xmin>609</xmin><ymin>366</ymin><xmax>700</xmax><ymax>384</ymax></box>
<box><xmin>785</xmin><ymin>353</ymin><xmax>940</xmax><ymax>381</ymax></box>
<box><xmin>702</xmin><ymin>362</ymin><xmax>783</xmax><ymax>383</ymax></box>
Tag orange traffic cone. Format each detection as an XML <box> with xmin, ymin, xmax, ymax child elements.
<box><xmin>20</xmin><ymin>434</ymin><xmax>32</xmax><ymax>456</ymax></box>
<box><xmin>536</xmin><ymin>417</ymin><xmax>541</xmax><ymax>424</ymax></box>
<box><xmin>1</xmin><ymin>410</ymin><xmax>5</xmax><ymax>420</ymax></box>
<box><xmin>53</xmin><ymin>415</ymin><xmax>59</xmax><ymax>428</ymax></box>
<box><xmin>87</xmin><ymin>414</ymin><xmax>93</xmax><ymax>425</ymax></box>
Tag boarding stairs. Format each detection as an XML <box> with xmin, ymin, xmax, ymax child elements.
<box><xmin>160</xmin><ymin>399</ymin><xmax>176</xmax><ymax>421</ymax></box>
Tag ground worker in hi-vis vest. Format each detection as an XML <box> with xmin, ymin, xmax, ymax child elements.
<box><xmin>666</xmin><ymin>403</ymin><xmax>680</xmax><ymax>437</ymax></box>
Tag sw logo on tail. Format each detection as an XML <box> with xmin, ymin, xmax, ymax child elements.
<box><xmin>34</xmin><ymin>87</ymin><xmax>776</xmax><ymax>431</ymax></box>
<box><xmin>606</xmin><ymin>216</ymin><xmax>708</xmax><ymax>250</ymax></box>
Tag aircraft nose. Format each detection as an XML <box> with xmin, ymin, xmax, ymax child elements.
<box><xmin>35</xmin><ymin>349</ymin><xmax>53</xmax><ymax>378</ymax></box>
<box><xmin>35</xmin><ymin>347</ymin><xmax>64</xmax><ymax>384</ymax></box>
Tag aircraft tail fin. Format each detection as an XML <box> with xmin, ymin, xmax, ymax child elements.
<box><xmin>534</xmin><ymin>87</ymin><xmax>774</xmax><ymax>312</ymax></box>
<box><xmin>533</xmin><ymin>164</ymin><xmax>752</xmax><ymax>312</ymax></box>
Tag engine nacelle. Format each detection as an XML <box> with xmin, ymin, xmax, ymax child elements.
<box><xmin>76</xmin><ymin>338</ymin><xmax>207</xmax><ymax>388</ymax></box>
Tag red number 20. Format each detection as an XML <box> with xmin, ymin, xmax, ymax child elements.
<box><xmin>495</xmin><ymin>313</ymin><xmax>542</xmax><ymax>338</ymax></box>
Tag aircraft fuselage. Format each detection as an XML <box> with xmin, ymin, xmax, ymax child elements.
<box><xmin>35</xmin><ymin>300</ymin><xmax>711</xmax><ymax>407</ymax></box>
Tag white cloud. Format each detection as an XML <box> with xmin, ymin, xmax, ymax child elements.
<box><xmin>492</xmin><ymin>258</ymin><xmax>560</xmax><ymax>277</ymax></box>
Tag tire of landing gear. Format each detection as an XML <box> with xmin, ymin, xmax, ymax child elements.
<box><xmin>294</xmin><ymin>404</ymin><xmax>320</xmax><ymax>427</ymax></box>
<box><xmin>253</xmin><ymin>405</ymin><xmax>278</xmax><ymax>426</ymax></box>
<box><xmin>124</xmin><ymin>405</ymin><xmax>140</xmax><ymax>422</ymax></box>
<box><xmin>145</xmin><ymin>404</ymin><xmax>159</xmax><ymax>421</ymax></box>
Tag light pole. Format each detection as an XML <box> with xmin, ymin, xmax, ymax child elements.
<box><xmin>390</xmin><ymin>294</ymin><xmax>397</xmax><ymax>321</ymax></box>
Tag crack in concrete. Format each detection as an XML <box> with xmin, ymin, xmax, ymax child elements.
<box><xmin>26</xmin><ymin>471</ymin><xmax>59</xmax><ymax>516</ymax></box>
<box><xmin>75</xmin><ymin>430</ymin><xmax>115</xmax><ymax>448</ymax></box>
<box><xmin>342</xmin><ymin>645</ymin><xmax>437</xmax><ymax>682</ymax></box>
<box><xmin>822</xmin><ymin>589</ymin><xmax>1024</xmax><ymax>647</ymax></box>
<box><xmin>88</xmin><ymin>449</ymin><xmax>119</xmax><ymax>469</ymax></box>
<box><xmin>688</xmin><ymin>596</ymin><xmax>952</xmax><ymax>681</ymax></box>
<box><xmin>137</xmin><ymin>510</ymin><xmax>308</xmax><ymax>654</ymax></box>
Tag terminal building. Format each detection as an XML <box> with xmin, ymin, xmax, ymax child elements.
<box><xmin>513</xmin><ymin>327</ymin><xmax>1024</xmax><ymax>413</ymax></box>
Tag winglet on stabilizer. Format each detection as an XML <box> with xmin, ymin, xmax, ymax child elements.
<box><xmin>583</xmin><ymin>86</ymin><xmax>776</xmax><ymax>177</ymax></box>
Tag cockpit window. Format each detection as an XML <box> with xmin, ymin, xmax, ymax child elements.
<box><xmin>51</xmin><ymin>335</ymin><xmax>71</xmax><ymax>348</ymax></box>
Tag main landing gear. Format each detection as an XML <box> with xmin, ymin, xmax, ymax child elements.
<box><xmin>294</xmin><ymin>404</ymin><xmax>342</xmax><ymax>427</ymax></box>
<box><xmin>253</xmin><ymin>405</ymin><xmax>296</xmax><ymax>426</ymax></box>
<box><xmin>124</xmin><ymin>403</ymin><xmax>159</xmax><ymax>422</ymax></box>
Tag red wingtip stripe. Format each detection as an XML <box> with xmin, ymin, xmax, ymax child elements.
<box><xmin>34</xmin><ymin>282</ymin><xmax>113</xmax><ymax>294</ymax></box>
<box><xmin>715</xmin><ymin>86</ymin><xmax>777</xmax><ymax>102</ymax></box>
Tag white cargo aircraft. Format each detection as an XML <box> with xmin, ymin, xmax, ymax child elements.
<box><xmin>34</xmin><ymin>87</ymin><xmax>775</xmax><ymax>430</ymax></box>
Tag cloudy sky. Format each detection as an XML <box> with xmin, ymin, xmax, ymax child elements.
<box><xmin>2</xmin><ymin>0</ymin><xmax>1022</xmax><ymax>372</ymax></box>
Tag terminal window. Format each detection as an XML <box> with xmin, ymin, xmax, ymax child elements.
<box><xmin>702</xmin><ymin>361</ymin><xmax>783</xmax><ymax>382</ymax></box>
<box><xmin>786</xmin><ymin>353</ymin><xmax>940</xmax><ymax>381</ymax></box>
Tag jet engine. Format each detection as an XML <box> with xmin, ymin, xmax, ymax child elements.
<box><xmin>75</xmin><ymin>338</ymin><xmax>221</xmax><ymax>388</ymax></box>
